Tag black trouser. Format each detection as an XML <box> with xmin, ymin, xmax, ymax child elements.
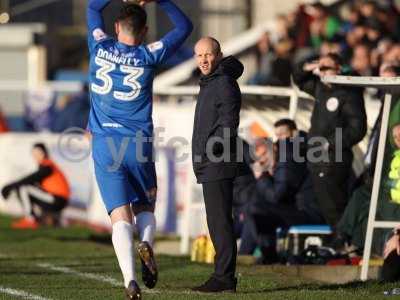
<box><xmin>239</xmin><ymin>202</ymin><xmax>322</xmax><ymax>255</ymax></box>
<box><xmin>309</xmin><ymin>162</ymin><xmax>351</xmax><ymax>227</ymax></box>
<box><xmin>382</xmin><ymin>250</ymin><xmax>400</xmax><ymax>282</ymax></box>
<box><xmin>202</xmin><ymin>179</ymin><xmax>236</xmax><ymax>283</ymax></box>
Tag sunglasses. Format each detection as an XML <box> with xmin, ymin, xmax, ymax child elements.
<box><xmin>320</xmin><ymin>66</ymin><xmax>337</xmax><ymax>72</ymax></box>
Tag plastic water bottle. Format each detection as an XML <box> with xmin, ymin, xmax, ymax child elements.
<box><xmin>384</xmin><ymin>288</ymin><xmax>400</xmax><ymax>296</ymax></box>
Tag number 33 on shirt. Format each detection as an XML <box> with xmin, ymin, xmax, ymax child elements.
<box><xmin>92</xmin><ymin>57</ymin><xmax>144</xmax><ymax>102</ymax></box>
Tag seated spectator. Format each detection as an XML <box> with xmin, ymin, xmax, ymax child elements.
<box><xmin>351</xmin><ymin>43</ymin><xmax>373</xmax><ymax>76</ymax></box>
<box><xmin>274</xmin><ymin>14</ymin><xmax>291</xmax><ymax>42</ymax></box>
<box><xmin>247</xmin><ymin>32</ymin><xmax>275</xmax><ymax>85</ymax></box>
<box><xmin>371</xmin><ymin>39</ymin><xmax>394</xmax><ymax>72</ymax></box>
<box><xmin>238</xmin><ymin>131</ymin><xmax>324</xmax><ymax>263</ymax></box>
<box><xmin>384</xmin><ymin>44</ymin><xmax>400</xmax><ymax>63</ymax></box>
<box><xmin>52</xmin><ymin>85</ymin><xmax>90</xmax><ymax>133</ymax></box>
<box><xmin>268</xmin><ymin>38</ymin><xmax>293</xmax><ymax>86</ymax></box>
<box><xmin>359</xmin><ymin>0</ymin><xmax>377</xmax><ymax>20</ymax></box>
<box><xmin>1</xmin><ymin>143</ymin><xmax>70</xmax><ymax>229</ymax></box>
<box><xmin>344</xmin><ymin>24</ymin><xmax>367</xmax><ymax>59</ymax></box>
<box><xmin>274</xmin><ymin>118</ymin><xmax>297</xmax><ymax>141</ymax></box>
<box><xmin>364</xmin><ymin>18</ymin><xmax>384</xmax><ymax>49</ymax></box>
<box><xmin>236</xmin><ymin>120</ymin><xmax>301</xmax><ymax>248</ymax></box>
<box><xmin>292</xmin><ymin>5</ymin><xmax>312</xmax><ymax>45</ymax></box>
<box><xmin>24</xmin><ymin>89</ymin><xmax>57</xmax><ymax>132</ymax></box>
<box><xmin>340</xmin><ymin>5</ymin><xmax>362</xmax><ymax>35</ymax></box>
<box><xmin>308</xmin><ymin>2</ymin><xmax>341</xmax><ymax>49</ymax></box>
<box><xmin>320</xmin><ymin>38</ymin><xmax>342</xmax><ymax>57</ymax></box>
<box><xmin>248</xmin><ymin>32</ymin><xmax>293</xmax><ymax>86</ymax></box>
<box><xmin>0</xmin><ymin>106</ymin><xmax>8</xmax><ymax>133</ymax></box>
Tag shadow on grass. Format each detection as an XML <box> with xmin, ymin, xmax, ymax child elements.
<box><xmin>55</xmin><ymin>234</ymin><xmax>111</xmax><ymax>245</ymax></box>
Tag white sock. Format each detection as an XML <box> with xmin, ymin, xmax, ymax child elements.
<box><xmin>18</xmin><ymin>186</ymin><xmax>32</xmax><ymax>217</ymax></box>
<box><xmin>112</xmin><ymin>221</ymin><xmax>135</xmax><ymax>288</ymax></box>
<box><xmin>135</xmin><ymin>212</ymin><xmax>156</xmax><ymax>246</ymax></box>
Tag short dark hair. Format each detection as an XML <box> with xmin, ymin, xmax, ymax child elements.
<box><xmin>312</xmin><ymin>2</ymin><xmax>327</xmax><ymax>13</ymax></box>
<box><xmin>384</xmin><ymin>65</ymin><xmax>400</xmax><ymax>76</ymax></box>
<box><xmin>274</xmin><ymin>119</ymin><xmax>297</xmax><ymax>131</ymax></box>
<box><xmin>117</xmin><ymin>4</ymin><xmax>147</xmax><ymax>37</ymax></box>
<box><xmin>381</xmin><ymin>60</ymin><xmax>400</xmax><ymax>76</ymax></box>
<box><xmin>33</xmin><ymin>143</ymin><xmax>49</xmax><ymax>158</ymax></box>
<box><xmin>325</xmin><ymin>53</ymin><xmax>343</xmax><ymax>66</ymax></box>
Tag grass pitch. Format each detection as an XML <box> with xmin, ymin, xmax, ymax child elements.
<box><xmin>0</xmin><ymin>215</ymin><xmax>397</xmax><ymax>300</ymax></box>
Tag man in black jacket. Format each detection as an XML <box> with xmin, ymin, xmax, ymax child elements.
<box><xmin>239</xmin><ymin>134</ymin><xmax>324</xmax><ymax>262</ymax></box>
<box><xmin>191</xmin><ymin>37</ymin><xmax>248</xmax><ymax>293</ymax></box>
<box><xmin>293</xmin><ymin>53</ymin><xmax>367</xmax><ymax>229</ymax></box>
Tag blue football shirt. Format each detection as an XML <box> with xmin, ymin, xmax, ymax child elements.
<box><xmin>87</xmin><ymin>0</ymin><xmax>193</xmax><ymax>137</ymax></box>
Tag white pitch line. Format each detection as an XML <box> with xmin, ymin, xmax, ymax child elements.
<box><xmin>0</xmin><ymin>286</ymin><xmax>52</xmax><ymax>300</ymax></box>
<box><xmin>37</xmin><ymin>263</ymin><xmax>123</xmax><ymax>287</ymax></box>
<box><xmin>37</xmin><ymin>263</ymin><xmax>191</xmax><ymax>295</ymax></box>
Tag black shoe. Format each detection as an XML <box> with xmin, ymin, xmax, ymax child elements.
<box><xmin>137</xmin><ymin>241</ymin><xmax>158</xmax><ymax>289</ymax></box>
<box><xmin>191</xmin><ymin>277</ymin><xmax>237</xmax><ymax>293</ymax></box>
<box><xmin>125</xmin><ymin>280</ymin><xmax>141</xmax><ymax>300</ymax></box>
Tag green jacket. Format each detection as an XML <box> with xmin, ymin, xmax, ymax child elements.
<box><xmin>389</xmin><ymin>150</ymin><xmax>400</xmax><ymax>203</ymax></box>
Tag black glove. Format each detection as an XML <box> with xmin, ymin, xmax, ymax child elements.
<box><xmin>1</xmin><ymin>184</ymin><xmax>16</xmax><ymax>199</ymax></box>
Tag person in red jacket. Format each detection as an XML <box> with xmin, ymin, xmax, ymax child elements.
<box><xmin>1</xmin><ymin>143</ymin><xmax>70</xmax><ymax>229</ymax></box>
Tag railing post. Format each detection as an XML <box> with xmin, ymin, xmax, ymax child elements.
<box><xmin>289</xmin><ymin>89</ymin><xmax>299</xmax><ymax>119</ymax></box>
<box><xmin>361</xmin><ymin>93</ymin><xmax>392</xmax><ymax>281</ymax></box>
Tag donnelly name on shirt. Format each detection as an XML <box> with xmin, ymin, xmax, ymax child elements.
<box><xmin>96</xmin><ymin>48</ymin><xmax>142</xmax><ymax>66</ymax></box>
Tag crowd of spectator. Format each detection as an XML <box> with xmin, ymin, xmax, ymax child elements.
<box><xmin>249</xmin><ymin>0</ymin><xmax>400</xmax><ymax>86</ymax></box>
<box><xmin>237</xmin><ymin>1</ymin><xmax>400</xmax><ymax>271</ymax></box>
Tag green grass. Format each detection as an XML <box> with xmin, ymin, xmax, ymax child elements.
<box><xmin>0</xmin><ymin>215</ymin><xmax>398</xmax><ymax>300</ymax></box>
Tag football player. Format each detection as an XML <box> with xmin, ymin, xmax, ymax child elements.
<box><xmin>87</xmin><ymin>0</ymin><xmax>192</xmax><ymax>298</ymax></box>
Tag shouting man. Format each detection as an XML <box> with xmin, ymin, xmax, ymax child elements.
<box><xmin>192</xmin><ymin>37</ymin><xmax>248</xmax><ymax>293</ymax></box>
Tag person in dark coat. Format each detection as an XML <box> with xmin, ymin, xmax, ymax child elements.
<box><xmin>335</xmin><ymin>62</ymin><xmax>400</xmax><ymax>253</ymax></box>
<box><xmin>191</xmin><ymin>37</ymin><xmax>248</xmax><ymax>293</ymax></box>
<box><xmin>52</xmin><ymin>85</ymin><xmax>90</xmax><ymax>133</ymax></box>
<box><xmin>239</xmin><ymin>134</ymin><xmax>324</xmax><ymax>261</ymax></box>
<box><xmin>293</xmin><ymin>53</ymin><xmax>367</xmax><ymax>229</ymax></box>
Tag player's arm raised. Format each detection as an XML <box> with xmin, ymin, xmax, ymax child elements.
<box><xmin>147</xmin><ymin>0</ymin><xmax>193</xmax><ymax>64</ymax></box>
<box><xmin>87</xmin><ymin>0</ymin><xmax>111</xmax><ymax>52</ymax></box>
